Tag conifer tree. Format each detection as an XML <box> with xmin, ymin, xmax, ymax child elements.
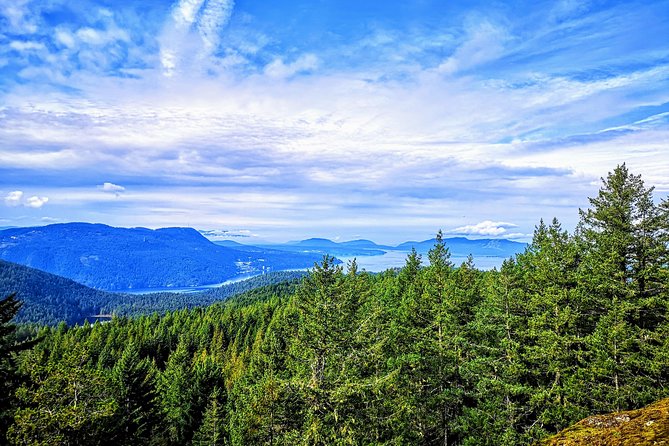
<box><xmin>518</xmin><ymin>219</ymin><xmax>588</xmax><ymax>435</ymax></box>
<box><xmin>192</xmin><ymin>387</ymin><xmax>226</xmax><ymax>446</ymax></box>
<box><xmin>0</xmin><ymin>294</ymin><xmax>35</xmax><ymax>442</ymax></box>
<box><xmin>158</xmin><ymin>339</ymin><xmax>194</xmax><ymax>444</ymax></box>
<box><xmin>9</xmin><ymin>343</ymin><xmax>117</xmax><ymax>445</ymax></box>
<box><xmin>111</xmin><ymin>341</ymin><xmax>159</xmax><ymax>445</ymax></box>
<box><xmin>461</xmin><ymin>260</ymin><xmax>532</xmax><ymax>445</ymax></box>
<box><xmin>578</xmin><ymin>164</ymin><xmax>668</xmax><ymax>411</ymax></box>
<box><xmin>290</xmin><ymin>255</ymin><xmax>346</xmax><ymax>443</ymax></box>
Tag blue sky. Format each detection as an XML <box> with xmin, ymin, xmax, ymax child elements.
<box><xmin>1</xmin><ymin>0</ymin><xmax>668</xmax><ymax>243</ymax></box>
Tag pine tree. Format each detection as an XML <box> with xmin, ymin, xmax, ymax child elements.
<box><xmin>193</xmin><ymin>387</ymin><xmax>226</xmax><ymax>446</ymax></box>
<box><xmin>577</xmin><ymin>164</ymin><xmax>669</xmax><ymax>412</ymax></box>
<box><xmin>111</xmin><ymin>341</ymin><xmax>159</xmax><ymax>445</ymax></box>
<box><xmin>158</xmin><ymin>339</ymin><xmax>194</xmax><ymax>444</ymax></box>
<box><xmin>461</xmin><ymin>260</ymin><xmax>532</xmax><ymax>445</ymax></box>
<box><xmin>518</xmin><ymin>219</ymin><xmax>588</xmax><ymax>436</ymax></box>
<box><xmin>9</xmin><ymin>342</ymin><xmax>117</xmax><ymax>445</ymax></box>
<box><xmin>1</xmin><ymin>294</ymin><xmax>35</xmax><ymax>442</ymax></box>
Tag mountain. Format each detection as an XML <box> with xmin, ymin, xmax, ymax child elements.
<box><xmin>291</xmin><ymin>237</ymin><xmax>341</xmax><ymax>247</ymax></box>
<box><xmin>207</xmin><ymin>236</ymin><xmax>527</xmax><ymax>261</ymax></box>
<box><xmin>537</xmin><ymin>398</ymin><xmax>669</xmax><ymax>445</ymax></box>
<box><xmin>339</xmin><ymin>239</ymin><xmax>391</xmax><ymax>249</ymax></box>
<box><xmin>241</xmin><ymin>236</ymin><xmax>526</xmax><ymax>259</ymax></box>
<box><xmin>0</xmin><ymin>223</ymin><xmax>322</xmax><ymax>291</ymax></box>
<box><xmin>394</xmin><ymin>236</ymin><xmax>526</xmax><ymax>258</ymax></box>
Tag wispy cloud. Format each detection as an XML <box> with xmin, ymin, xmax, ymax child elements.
<box><xmin>264</xmin><ymin>54</ymin><xmax>319</xmax><ymax>79</ymax></box>
<box><xmin>438</xmin><ymin>20</ymin><xmax>510</xmax><ymax>75</ymax></box>
<box><xmin>160</xmin><ymin>0</ymin><xmax>235</xmax><ymax>76</ymax></box>
<box><xmin>198</xmin><ymin>0</ymin><xmax>235</xmax><ymax>52</ymax></box>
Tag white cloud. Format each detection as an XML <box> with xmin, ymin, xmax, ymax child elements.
<box><xmin>449</xmin><ymin>220</ymin><xmax>518</xmax><ymax>236</ymax></box>
<box><xmin>55</xmin><ymin>29</ymin><xmax>76</xmax><ymax>48</ymax></box>
<box><xmin>198</xmin><ymin>0</ymin><xmax>235</xmax><ymax>52</ymax></box>
<box><xmin>172</xmin><ymin>0</ymin><xmax>206</xmax><ymax>28</ymax></box>
<box><xmin>9</xmin><ymin>40</ymin><xmax>46</xmax><ymax>52</ymax></box>
<box><xmin>264</xmin><ymin>54</ymin><xmax>319</xmax><ymax>79</ymax></box>
<box><xmin>438</xmin><ymin>20</ymin><xmax>509</xmax><ymax>75</ymax></box>
<box><xmin>199</xmin><ymin>228</ymin><xmax>254</xmax><ymax>240</ymax></box>
<box><xmin>100</xmin><ymin>182</ymin><xmax>126</xmax><ymax>192</ymax></box>
<box><xmin>75</xmin><ymin>25</ymin><xmax>129</xmax><ymax>46</ymax></box>
<box><xmin>4</xmin><ymin>191</ymin><xmax>23</xmax><ymax>206</ymax></box>
<box><xmin>25</xmin><ymin>196</ymin><xmax>49</xmax><ymax>208</ymax></box>
<box><xmin>0</xmin><ymin>0</ymin><xmax>38</xmax><ymax>34</ymax></box>
<box><xmin>3</xmin><ymin>191</ymin><xmax>49</xmax><ymax>208</ymax></box>
<box><xmin>160</xmin><ymin>0</ymin><xmax>235</xmax><ymax>76</ymax></box>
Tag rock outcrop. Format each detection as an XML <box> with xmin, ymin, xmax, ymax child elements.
<box><xmin>537</xmin><ymin>398</ymin><xmax>669</xmax><ymax>445</ymax></box>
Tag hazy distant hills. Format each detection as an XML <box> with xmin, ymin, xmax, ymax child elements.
<box><xmin>218</xmin><ymin>235</ymin><xmax>527</xmax><ymax>259</ymax></box>
<box><xmin>0</xmin><ymin>223</ymin><xmax>322</xmax><ymax>291</ymax></box>
<box><xmin>247</xmin><ymin>238</ymin><xmax>389</xmax><ymax>256</ymax></box>
<box><xmin>394</xmin><ymin>237</ymin><xmax>526</xmax><ymax>257</ymax></box>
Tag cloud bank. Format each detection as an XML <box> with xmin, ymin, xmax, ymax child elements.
<box><xmin>0</xmin><ymin>0</ymin><xmax>667</xmax><ymax>242</ymax></box>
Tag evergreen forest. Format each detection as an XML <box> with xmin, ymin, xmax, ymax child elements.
<box><xmin>2</xmin><ymin>164</ymin><xmax>669</xmax><ymax>445</ymax></box>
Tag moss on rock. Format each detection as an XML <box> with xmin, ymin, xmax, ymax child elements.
<box><xmin>537</xmin><ymin>398</ymin><xmax>669</xmax><ymax>445</ymax></box>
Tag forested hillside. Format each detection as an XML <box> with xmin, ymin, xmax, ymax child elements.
<box><xmin>0</xmin><ymin>259</ymin><xmax>117</xmax><ymax>325</ymax></box>
<box><xmin>2</xmin><ymin>165</ymin><xmax>669</xmax><ymax>445</ymax></box>
<box><xmin>0</xmin><ymin>261</ymin><xmax>306</xmax><ymax>325</ymax></box>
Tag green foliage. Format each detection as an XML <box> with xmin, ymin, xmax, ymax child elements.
<box><xmin>1</xmin><ymin>294</ymin><xmax>36</xmax><ymax>443</ymax></box>
<box><xmin>0</xmin><ymin>262</ymin><xmax>306</xmax><ymax>325</ymax></box>
<box><xmin>3</xmin><ymin>165</ymin><xmax>669</xmax><ymax>445</ymax></box>
<box><xmin>9</xmin><ymin>343</ymin><xmax>117</xmax><ymax>445</ymax></box>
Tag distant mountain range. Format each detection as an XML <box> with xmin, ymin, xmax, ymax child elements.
<box><xmin>0</xmin><ymin>223</ymin><xmax>322</xmax><ymax>291</ymax></box>
<box><xmin>212</xmin><ymin>235</ymin><xmax>527</xmax><ymax>259</ymax></box>
<box><xmin>393</xmin><ymin>237</ymin><xmax>526</xmax><ymax>257</ymax></box>
<box><xmin>0</xmin><ymin>223</ymin><xmax>526</xmax><ymax>293</ymax></box>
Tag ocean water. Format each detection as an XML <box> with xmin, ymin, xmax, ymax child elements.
<box><xmin>122</xmin><ymin>251</ymin><xmax>508</xmax><ymax>295</ymax></box>
<box><xmin>121</xmin><ymin>273</ymin><xmax>261</xmax><ymax>295</ymax></box>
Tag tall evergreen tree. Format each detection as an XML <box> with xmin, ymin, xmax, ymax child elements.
<box><xmin>577</xmin><ymin>164</ymin><xmax>669</xmax><ymax>412</ymax></box>
<box><xmin>111</xmin><ymin>341</ymin><xmax>159</xmax><ymax>445</ymax></box>
<box><xmin>518</xmin><ymin>219</ymin><xmax>588</xmax><ymax>435</ymax></box>
<box><xmin>192</xmin><ymin>387</ymin><xmax>226</xmax><ymax>446</ymax></box>
<box><xmin>158</xmin><ymin>339</ymin><xmax>195</xmax><ymax>445</ymax></box>
<box><xmin>9</xmin><ymin>342</ymin><xmax>117</xmax><ymax>446</ymax></box>
<box><xmin>1</xmin><ymin>294</ymin><xmax>35</xmax><ymax>442</ymax></box>
<box><xmin>461</xmin><ymin>260</ymin><xmax>532</xmax><ymax>445</ymax></box>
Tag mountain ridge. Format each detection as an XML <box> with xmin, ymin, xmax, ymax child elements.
<box><xmin>0</xmin><ymin>223</ymin><xmax>322</xmax><ymax>291</ymax></box>
<box><xmin>215</xmin><ymin>235</ymin><xmax>527</xmax><ymax>259</ymax></box>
